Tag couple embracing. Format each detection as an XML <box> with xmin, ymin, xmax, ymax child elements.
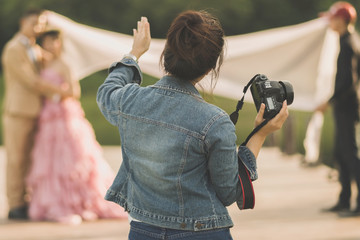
<box><xmin>2</xmin><ymin>9</ymin><xmax>127</xmax><ymax>224</ymax></box>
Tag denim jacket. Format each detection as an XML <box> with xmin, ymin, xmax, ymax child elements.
<box><xmin>96</xmin><ymin>58</ymin><xmax>258</xmax><ymax>231</ymax></box>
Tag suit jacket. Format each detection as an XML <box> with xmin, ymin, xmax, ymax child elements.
<box><xmin>2</xmin><ymin>33</ymin><xmax>43</xmax><ymax>118</ymax></box>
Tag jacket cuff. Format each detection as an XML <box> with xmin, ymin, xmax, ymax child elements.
<box><xmin>238</xmin><ymin>146</ymin><xmax>258</xmax><ymax>181</ymax></box>
<box><xmin>108</xmin><ymin>57</ymin><xmax>143</xmax><ymax>84</ymax></box>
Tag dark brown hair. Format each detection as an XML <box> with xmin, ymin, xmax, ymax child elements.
<box><xmin>21</xmin><ymin>9</ymin><xmax>44</xmax><ymax>19</ymax></box>
<box><xmin>161</xmin><ymin>10</ymin><xmax>225</xmax><ymax>85</ymax></box>
<box><xmin>37</xmin><ymin>29</ymin><xmax>61</xmax><ymax>46</ymax></box>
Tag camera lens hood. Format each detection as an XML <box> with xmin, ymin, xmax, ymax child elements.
<box><xmin>279</xmin><ymin>81</ymin><xmax>294</xmax><ymax>105</ymax></box>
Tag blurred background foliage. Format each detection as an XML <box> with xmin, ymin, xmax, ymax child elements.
<box><xmin>1</xmin><ymin>0</ymin><xmax>359</xmax><ymax>166</ymax></box>
<box><xmin>3</xmin><ymin>0</ymin><xmax>360</xmax><ymax>45</ymax></box>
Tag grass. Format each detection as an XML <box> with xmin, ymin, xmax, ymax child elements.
<box><xmin>0</xmin><ymin>71</ymin><xmax>336</xmax><ymax>167</ymax></box>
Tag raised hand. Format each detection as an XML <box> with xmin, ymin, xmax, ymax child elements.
<box><xmin>130</xmin><ymin>17</ymin><xmax>151</xmax><ymax>60</ymax></box>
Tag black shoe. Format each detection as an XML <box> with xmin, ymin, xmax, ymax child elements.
<box><xmin>301</xmin><ymin>161</ymin><xmax>320</xmax><ymax>168</ymax></box>
<box><xmin>338</xmin><ymin>207</ymin><xmax>360</xmax><ymax>217</ymax></box>
<box><xmin>322</xmin><ymin>203</ymin><xmax>350</xmax><ymax>213</ymax></box>
<box><xmin>8</xmin><ymin>206</ymin><xmax>29</xmax><ymax>220</ymax></box>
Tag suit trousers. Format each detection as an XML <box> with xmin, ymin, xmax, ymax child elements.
<box><xmin>333</xmin><ymin>109</ymin><xmax>360</xmax><ymax>207</ymax></box>
<box><xmin>2</xmin><ymin>114</ymin><xmax>37</xmax><ymax>209</ymax></box>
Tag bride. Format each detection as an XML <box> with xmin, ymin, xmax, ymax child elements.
<box><xmin>26</xmin><ymin>29</ymin><xmax>127</xmax><ymax>224</ymax></box>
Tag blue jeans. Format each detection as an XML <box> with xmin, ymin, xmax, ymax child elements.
<box><xmin>129</xmin><ymin>221</ymin><xmax>233</xmax><ymax>240</ymax></box>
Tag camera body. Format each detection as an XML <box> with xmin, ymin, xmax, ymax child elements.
<box><xmin>250</xmin><ymin>74</ymin><xmax>294</xmax><ymax>119</ymax></box>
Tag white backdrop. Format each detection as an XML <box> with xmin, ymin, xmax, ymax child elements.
<box><xmin>46</xmin><ymin>11</ymin><xmax>342</xmax><ymax>162</ymax></box>
<box><xmin>47</xmin><ymin>11</ymin><xmax>339</xmax><ymax>112</ymax></box>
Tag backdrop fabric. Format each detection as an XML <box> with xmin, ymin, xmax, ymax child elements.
<box><xmin>47</xmin><ymin>11</ymin><xmax>339</xmax><ymax>112</ymax></box>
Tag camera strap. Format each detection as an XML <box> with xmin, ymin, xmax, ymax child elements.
<box><xmin>230</xmin><ymin>74</ymin><xmax>259</xmax><ymax>125</ymax></box>
<box><xmin>230</xmin><ymin>74</ymin><xmax>269</xmax><ymax>145</ymax></box>
<box><xmin>230</xmin><ymin>74</ymin><xmax>270</xmax><ymax>210</ymax></box>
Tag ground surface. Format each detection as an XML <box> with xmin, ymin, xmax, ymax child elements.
<box><xmin>1</xmin><ymin>147</ymin><xmax>359</xmax><ymax>240</ymax></box>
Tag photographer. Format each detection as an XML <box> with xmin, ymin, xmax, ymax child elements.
<box><xmin>97</xmin><ymin>11</ymin><xmax>288</xmax><ymax>239</ymax></box>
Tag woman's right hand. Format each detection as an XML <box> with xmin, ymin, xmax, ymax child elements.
<box><xmin>246</xmin><ymin>101</ymin><xmax>288</xmax><ymax>158</ymax></box>
<box><xmin>130</xmin><ymin>17</ymin><xmax>151</xmax><ymax>60</ymax></box>
<box><xmin>255</xmin><ymin>101</ymin><xmax>289</xmax><ymax>137</ymax></box>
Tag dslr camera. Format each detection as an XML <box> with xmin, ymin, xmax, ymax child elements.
<box><xmin>250</xmin><ymin>74</ymin><xmax>294</xmax><ymax>119</ymax></box>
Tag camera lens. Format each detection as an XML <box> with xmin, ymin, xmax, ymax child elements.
<box><xmin>279</xmin><ymin>81</ymin><xmax>294</xmax><ymax>105</ymax></box>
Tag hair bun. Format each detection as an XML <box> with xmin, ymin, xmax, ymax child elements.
<box><xmin>184</xmin><ymin>11</ymin><xmax>202</xmax><ymax>27</ymax></box>
<box><xmin>167</xmin><ymin>11</ymin><xmax>206</xmax><ymax>60</ymax></box>
<box><xmin>161</xmin><ymin>10</ymin><xmax>224</xmax><ymax>81</ymax></box>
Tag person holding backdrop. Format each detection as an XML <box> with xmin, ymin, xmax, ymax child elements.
<box><xmin>97</xmin><ymin>11</ymin><xmax>288</xmax><ymax>239</ymax></box>
<box><xmin>26</xmin><ymin>29</ymin><xmax>127</xmax><ymax>224</ymax></box>
<box><xmin>317</xmin><ymin>2</ymin><xmax>360</xmax><ymax>216</ymax></box>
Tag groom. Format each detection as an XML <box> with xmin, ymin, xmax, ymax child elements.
<box><xmin>2</xmin><ymin>9</ymin><xmax>69</xmax><ymax>219</ymax></box>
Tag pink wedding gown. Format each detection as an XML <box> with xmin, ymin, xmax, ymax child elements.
<box><xmin>26</xmin><ymin>68</ymin><xmax>127</xmax><ymax>224</ymax></box>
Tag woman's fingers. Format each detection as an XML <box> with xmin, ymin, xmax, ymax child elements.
<box><xmin>137</xmin><ymin>17</ymin><xmax>149</xmax><ymax>35</ymax></box>
<box><xmin>269</xmin><ymin>101</ymin><xmax>288</xmax><ymax>129</ymax></box>
<box><xmin>258</xmin><ymin>103</ymin><xmax>265</xmax><ymax>117</ymax></box>
<box><xmin>143</xmin><ymin>17</ymin><xmax>150</xmax><ymax>38</ymax></box>
<box><xmin>254</xmin><ymin>103</ymin><xmax>265</xmax><ymax>127</ymax></box>
<box><xmin>130</xmin><ymin>17</ymin><xmax>151</xmax><ymax>60</ymax></box>
<box><xmin>277</xmin><ymin>101</ymin><xmax>289</xmax><ymax>122</ymax></box>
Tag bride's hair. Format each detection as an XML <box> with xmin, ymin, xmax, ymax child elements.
<box><xmin>37</xmin><ymin>29</ymin><xmax>61</xmax><ymax>47</ymax></box>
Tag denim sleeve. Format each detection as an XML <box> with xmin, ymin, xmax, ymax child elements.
<box><xmin>96</xmin><ymin>58</ymin><xmax>142</xmax><ymax>126</ymax></box>
<box><xmin>205</xmin><ymin>113</ymin><xmax>258</xmax><ymax>207</ymax></box>
<box><xmin>238</xmin><ymin>146</ymin><xmax>258</xmax><ymax>181</ymax></box>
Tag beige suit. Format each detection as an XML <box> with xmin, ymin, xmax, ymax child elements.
<box><xmin>2</xmin><ymin>33</ymin><xmax>44</xmax><ymax>209</ymax></box>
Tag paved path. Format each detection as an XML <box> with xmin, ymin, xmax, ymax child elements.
<box><xmin>0</xmin><ymin>146</ymin><xmax>360</xmax><ymax>240</ymax></box>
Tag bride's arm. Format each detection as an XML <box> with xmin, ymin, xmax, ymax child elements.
<box><xmin>59</xmin><ymin>59</ymin><xmax>81</xmax><ymax>99</ymax></box>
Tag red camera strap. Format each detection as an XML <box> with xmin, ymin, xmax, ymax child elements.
<box><xmin>237</xmin><ymin>158</ymin><xmax>255</xmax><ymax>209</ymax></box>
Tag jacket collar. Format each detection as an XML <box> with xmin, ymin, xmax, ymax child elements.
<box><xmin>154</xmin><ymin>75</ymin><xmax>203</xmax><ymax>99</ymax></box>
